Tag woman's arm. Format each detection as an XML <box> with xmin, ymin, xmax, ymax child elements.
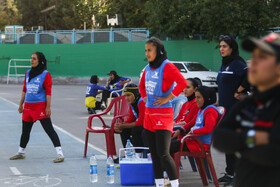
<box><xmin>18</xmin><ymin>92</ymin><xmax>26</xmax><ymax>113</ymax></box>
<box><xmin>192</xmin><ymin>108</ymin><xmax>219</xmax><ymax>134</ymax></box>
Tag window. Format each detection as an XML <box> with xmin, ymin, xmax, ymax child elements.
<box><xmin>184</xmin><ymin>63</ymin><xmax>209</xmax><ymax>71</ymax></box>
<box><xmin>173</xmin><ymin>63</ymin><xmax>187</xmax><ymax>72</ymax></box>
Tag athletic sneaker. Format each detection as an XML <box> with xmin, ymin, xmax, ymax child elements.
<box><xmin>101</xmin><ymin>103</ymin><xmax>106</xmax><ymax>110</ymax></box>
<box><xmin>10</xmin><ymin>153</ymin><xmax>26</xmax><ymax>160</ymax></box>
<box><xmin>218</xmin><ymin>173</ymin><xmax>234</xmax><ymax>184</ymax></box>
<box><xmin>88</xmin><ymin>108</ymin><xmax>96</xmax><ymax>114</ymax></box>
<box><xmin>53</xmin><ymin>154</ymin><xmax>64</xmax><ymax>163</ymax></box>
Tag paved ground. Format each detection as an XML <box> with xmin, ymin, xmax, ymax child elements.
<box><xmin>0</xmin><ymin>84</ymin><xmax>229</xmax><ymax>187</ymax></box>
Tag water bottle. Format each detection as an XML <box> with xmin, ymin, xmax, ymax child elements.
<box><xmin>89</xmin><ymin>154</ymin><xmax>98</xmax><ymax>183</ymax></box>
<box><xmin>125</xmin><ymin>139</ymin><xmax>135</xmax><ymax>159</ymax></box>
<box><xmin>106</xmin><ymin>155</ymin><xmax>114</xmax><ymax>184</ymax></box>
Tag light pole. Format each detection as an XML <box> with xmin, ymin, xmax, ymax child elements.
<box><xmin>40</xmin><ymin>5</ymin><xmax>56</xmax><ymax>30</ymax></box>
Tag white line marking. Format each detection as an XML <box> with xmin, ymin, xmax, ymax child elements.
<box><xmin>0</xmin><ymin>97</ymin><xmax>107</xmax><ymax>156</ymax></box>
<box><xmin>10</xmin><ymin>167</ymin><xmax>21</xmax><ymax>175</ymax></box>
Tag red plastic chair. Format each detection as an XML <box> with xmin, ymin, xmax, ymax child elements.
<box><xmin>84</xmin><ymin>95</ymin><xmax>129</xmax><ymax>158</ymax></box>
<box><xmin>172</xmin><ymin>106</ymin><xmax>225</xmax><ymax>187</ymax></box>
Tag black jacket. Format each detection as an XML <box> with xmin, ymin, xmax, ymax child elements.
<box><xmin>213</xmin><ymin>84</ymin><xmax>280</xmax><ymax>187</ymax></box>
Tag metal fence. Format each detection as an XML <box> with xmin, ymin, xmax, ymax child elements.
<box><xmin>0</xmin><ymin>28</ymin><xmax>149</xmax><ymax>44</ymax></box>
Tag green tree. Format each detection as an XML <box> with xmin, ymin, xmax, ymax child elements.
<box><xmin>0</xmin><ymin>0</ymin><xmax>20</xmax><ymax>31</ymax></box>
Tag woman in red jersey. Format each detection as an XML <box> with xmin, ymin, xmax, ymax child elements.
<box><xmin>170</xmin><ymin>86</ymin><xmax>220</xmax><ymax>153</ymax></box>
<box><xmin>173</xmin><ymin>78</ymin><xmax>199</xmax><ymax>133</ymax></box>
<box><xmin>139</xmin><ymin>38</ymin><xmax>187</xmax><ymax>187</ymax></box>
<box><xmin>10</xmin><ymin>52</ymin><xmax>64</xmax><ymax>163</ymax></box>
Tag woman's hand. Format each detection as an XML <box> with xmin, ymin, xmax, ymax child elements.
<box><xmin>187</xmin><ymin>130</ymin><xmax>193</xmax><ymax>135</ymax></box>
<box><xmin>143</xmin><ymin>97</ymin><xmax>147</xmax><ymax>103</ymax></box>
<box><xmin>153</xmin><ymin>96</ymin><xmax>169</xmax><ymax>107</ymax></box>
<box><xmin>172</xmin><ymin>129</ymin><xmax>181</xmax><ymax>139</ymax></box>
<box><xmin>114</xmin><ymin>123</ymin><xmax>123</xmax><ymax>133</ymax></box>
<box><xmin>45</xmin><ymin>106</ymin><xmax>51</xmax><ymax>117</ymax></box>
<box><xmin>18</xmin><ymin>105</ymin><xmax>23</xmax><ymax>113</ymax></box>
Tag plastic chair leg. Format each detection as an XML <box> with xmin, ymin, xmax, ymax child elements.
<box><xmin>84</xmin><ymin>131</ymin><xmax>89</xmax><ymax>157</ymax></box>
<box><xmin>188</xmin><ymin>156</ymin><xmax>197</xmax><ymax>172</ymax></box>
<box><xmin>171</xmin><ymin>152</ymin><xmax>181</xmax><ymax>178</ymax></box>
<box><xmin>206</xmin><ymin>156</ymin><xmax>219</xmax><ymax>187</ymax></box>
<box><xmin>204</xmin><ymin>158</ymin><xmax>212</xmax><ymax>182</ymax></box>
<box><xmin>195</xmin><ymin>158</ymin><xmax>209</xmax><ymax>186</ymax></box>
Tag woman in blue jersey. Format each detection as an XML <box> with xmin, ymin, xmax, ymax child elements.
<box><xmin>139</xmin><ymin>38</ymin><xmax>187</xmax><ymax>187</ymax></box>
<box><xmin>100</xmin><ymin>70</ymin><xmax>131</xmax><ymax>109</ymax></box>
<box><xmin>10</xmin><ymin>52</ymin><xmax>64</xmax><ymax>163</ymax></box>
<box><xmin>170</xmin><ymin>86</ymin><xmax>220</xmax><ymax>153</ymax></box>
<box><xmin>85</xmin><ymin>75</ymin><xmax>106</xmax><ymax>114</ymax></box>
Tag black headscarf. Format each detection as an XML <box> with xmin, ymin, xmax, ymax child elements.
<box><xmin>108</xmin><ymin>71</ymin><xmax>121</xmax><ymax>85</ymax></box>
<box><xmin>146</xmin><ymin>37</ymin><xmax>167</xmax><ymax>69</ymax></box>
<box><xmin>196</xmin><ymin>86</ymin><xmax>217</xmax><ymax>109</ymax></box>
<box><xmin>123</xmin><ymin>83</ymin><xmax>141</xmax><ymax>117</ymax></box>
<box><xmin>220</xmin><ymin>35</ymin><xmax>246</xmax><ymax>66</ymax></box>
<box><xmin>28</xmin><ymin>52</ymin><xmax>47</xmax><ymax>82</ymax></box>
<box><xmin>90</xmin><ymin>75</ymin><xmax>98</xmax><ymax>84</ymax></box>
<box><xmin>186</xmin><ymin>78</ymin><xmax>199</xmax><ymax>101</ymax></box>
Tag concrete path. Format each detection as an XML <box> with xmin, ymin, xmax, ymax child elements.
<box><xmin>0</xmin><ymin>84</ymin><xmax>229</xmax><ymax>187</ymax></box>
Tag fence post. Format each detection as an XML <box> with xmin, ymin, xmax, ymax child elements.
<box><xmin>128</xmin><ymin>30</ymin><xmax>132</xmax><ymax>42</ymax></box>
<box><xmin>35</xmin><ymin>30</ymin><xmax>39</xmax><ymax>44</ymax></box>
<box><xmin>109</xmin><ymin>27</ymin><xmax>114</xmax><ymax>42</ymax></box>
<box><xmin>91</xmin><ymin>31</ymin><xmax>94</xmax><ymax>43</ymax></box>
<box><xmin>72</xmin><ymin>28</ymin><xmax>76</xmax><ymax>44</ymax></box>
<box><xmin>17</xmin><ymin>33</ymin><xmax>20</xmax><ymax>44</ymax></box>
<box><xmin>146</xmin><ymin>30</ymin><xmax>150</xmax><ymax>40</ymax></box>
<box><xmin>0</xmin><ymin>33</ymin><xmax>2</xmax><ymax>44</ymax></box>
<box><xmin>54</xmin><ymin>32</ymin><xmax>57</xmax><ymax>44</ymax></box>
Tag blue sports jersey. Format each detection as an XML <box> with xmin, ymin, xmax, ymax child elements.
<box><xmin>25</xmin><ymin>70</ymin><xmax>48</xmax><ymax>103</ymax></box>
<box><xmin>191</xmin><ymin>105</ymin><xmax>220</xmax><ymax>145</ymax></box>
<box><xmin>86</xmin><ymin>84</ymin><xmax>106</xmax><ymax>97</ymax></box>
<box><xmin>145</xmin><ymin>59</ymin><xmax>174</xmax><ymax>109</ymax></box>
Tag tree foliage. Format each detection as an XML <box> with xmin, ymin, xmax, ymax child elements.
<box><xmin>0</xmin><ymin>0</ymin><xmax>20</xmax><ymax>31</ymax></box>
<box><xmin>2</xmin><ymin>0</ymin><xmax>280</xmax><ymax>40</ymax></box>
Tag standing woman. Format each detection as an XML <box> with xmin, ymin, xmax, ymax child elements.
<box><xmin>217</xmin><ymin>35</ymin><xmax>247</xmax><ymax>183</ymax></box>
<box><xmin>10</xmin><ymin>52</ymin><xmax>64</xmax><ymax>163</ymax></box>
<box><xmin>139</xmin><ymin>38</ymin><xmax>187</xmax><ymax>187</ymax></box>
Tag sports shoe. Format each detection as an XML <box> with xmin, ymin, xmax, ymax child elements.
<box><xmin>88</xmin><ymin>108</ymin><xmax>96</xmax><ymax>114</ymax></box>
<box><xmin>10</xmin><ymin>153</ymin><xmax>26</xmax><ymax>160</ymax></box>
<box><xmin>53</xmin><ymin>154</ymin><xmax>64</xmax><ymax>163</ymax></box>
<box><xmin>101</xmin><ymin>103</ymin><xmax>106</xmax><ymax>110</ymax></box>
<box><xmin>218</xmin><ymin>173</ymin><xmax>234</xmax><ymax>184</ymax></box>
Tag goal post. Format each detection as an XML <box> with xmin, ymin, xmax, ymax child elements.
<box><xmin>7</xmin><ymin>59</ymin><xmax>30</xmax><ymax>84</ymax></box>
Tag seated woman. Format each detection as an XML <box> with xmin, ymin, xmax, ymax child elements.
<box><xmin>170</xmin><ymin>86</ymin><xmax>219</xmax><ymax>153</ymax></box>
<box><xmin>85</xmin><ymin>75</ymin><xmax>106</xmax><ymax>114</ymax></box>
<box><xmin>101</xmin><ymin>70</ymin><xmax>131</xmax><ymax>109</ymax></box>
<box><xmin>173</xmin><ymin>78</ymin><xmax>200</xmax><ymax>132</ymax></box>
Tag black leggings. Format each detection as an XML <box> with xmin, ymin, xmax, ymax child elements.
<box><xmin>170</xmin><ymin>139</ymin><xmax>189</xmax><ymax>154</ymax></box>
<box><xmin>143</xmin><ymin>129</ymin><xmax>178</xmax><ymax>180</ymax></box>
<box><xmin>120</xmin><ymin>126</ymin><xmax>145</xmax><ymax>153</ymax></box>
<box><xmin>20</xmin><ymin>118</ymin><xmax>61</xmax><ymax>148</ymax></box>
<box><xmin>101</xmin><ymin>90</ymin><xmax>116</xmax><ymax>103</ymax></box>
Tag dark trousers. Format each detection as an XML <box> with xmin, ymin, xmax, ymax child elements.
<box><xmin>101</xmin><ymin>89</ymin><xmax>116</xmax><ymax>103</ymax></box>
<box><xmin>120</xmin><ymin>126</ymin><xmax>145</xmax><ymax>153</ymax></box>
<box><xmin>225</xmin><ymin>153</ymin><xmax>236</xmax><ymax>176</ymax></box>
<box><xmin>143</xmin><ymin>129</ymin><xmax>178</xmax><ymax>180</ymax></box>
<box><xmin>170</xmin><ymin>139</ymin><xmax>189</xmax><ymax>153</ymax></box>
<box><xmin>20</xmin><ymin>118</ymin><xmax>61</xmax><ymax>148</ymax></box>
